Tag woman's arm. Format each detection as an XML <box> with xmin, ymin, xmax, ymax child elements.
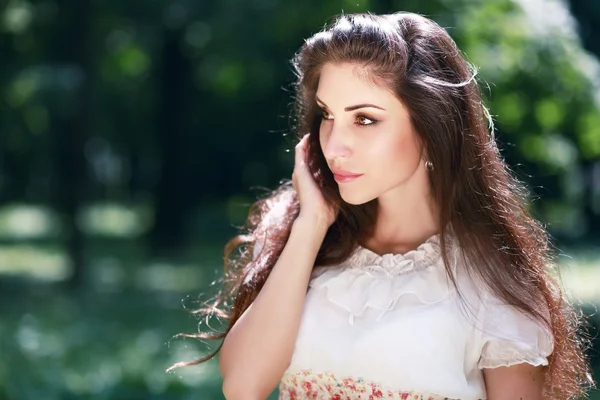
<box><xmin>219</xmin><ymin>215</ymin><xmax>329</xmax><ymax>400</ymax></box>
<box><xmin>483</xmin><ymin>363</ymin><xmax>546</xmax><ymax>400</ymax></box>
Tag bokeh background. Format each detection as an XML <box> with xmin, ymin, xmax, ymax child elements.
<box><xmin>1</xmin><ymin>0</ymin><xmax>599</xmax><ymax>398</ymax></box>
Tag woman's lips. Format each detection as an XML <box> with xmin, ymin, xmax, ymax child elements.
<box><xmin>333</xmin><ymin>173</ymin><xmax>363</xmax><ymax>183</ymax></box>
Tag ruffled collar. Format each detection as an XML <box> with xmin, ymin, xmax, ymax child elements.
<box><xmin>343</xmin><ymin>233</ymin><xmax>443</xmax><ymax>275</ymax></box>
<box><xmin>309</xmin><ymin>233</ymin><xmax>458</xmax><ymax>325</ymax></box>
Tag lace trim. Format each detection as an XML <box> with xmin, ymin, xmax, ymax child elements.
<box><xmin>343</xmin><ymin>233</ymin><xmax>444</xmax><ymax>275</ymax></box>
<box><xmin>478</xmin><ymin>342</ymin><xmax>551</xmax><ymax>369</ymax></box>
<box><xmin>478</xmin><ymin>354</ymin><xmax>549</xmax><ymax>369</ymax></box>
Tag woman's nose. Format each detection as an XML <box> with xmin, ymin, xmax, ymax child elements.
<box><xmin>322</xmin><ymin>124</ymin><xmax>352</xmax><ymax>161</ymax></box>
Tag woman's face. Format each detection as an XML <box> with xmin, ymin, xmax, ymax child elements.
<box><xmin>316</xmin><ymin>62</ymin><xmax>425</xmax><ymax>205</ymax></box>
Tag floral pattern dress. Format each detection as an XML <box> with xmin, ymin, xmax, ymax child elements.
<box><xmin>277</xmin><ymin>234</ymin><xmax>553</xmax><ymax>400</ymax></box>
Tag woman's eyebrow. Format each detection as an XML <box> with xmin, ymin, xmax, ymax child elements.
<box><xmin>315</xmin><ymin>95</ymin><xmax>386</xmax><ymax>111</ymax></box>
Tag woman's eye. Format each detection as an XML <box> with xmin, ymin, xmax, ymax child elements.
<box><xmin>356</xmin><ymin>115</ymin><xmax>376</xmax><ymax>126</ymax></box>
<box><xmin>321</xmin><ymin>110</ymin><xmax>333</xmax><ymax>120</ymax></box>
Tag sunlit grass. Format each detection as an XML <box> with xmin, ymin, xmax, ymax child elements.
<box><xmin>0</xmin><ymin>204</ymin><xmax>59</xmax><ymax>240</ymax></box>
<box><xmin>0</xmin><ymin>202</ymin><xmax>153</xmax><ymax>240</ymax></box>
<box><xmin>0</xmin><ymin>244</ymin><xmax>69</xmax><ymax>281</ymax></box>
<box><xmin>78</xmin><ymin>202</ymin><xmax>153</xmax><ymax>238</ymax></box>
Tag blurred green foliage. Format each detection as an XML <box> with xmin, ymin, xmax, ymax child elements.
<box><xmin>0</xmin><ymin>0</ymin><xmax>600</xmax><ymax>398</ymax></box>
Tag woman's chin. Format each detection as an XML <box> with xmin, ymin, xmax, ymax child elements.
<box><xmin>339</xmin><ymin>189</ymin><xmax>375</xmax><ymax>206</ymax></box>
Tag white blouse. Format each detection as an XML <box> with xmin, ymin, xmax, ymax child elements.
<box><xmin>276</xmin><ymin>234</ymin><xmax>554</xmax><ymax>400</ymax></box>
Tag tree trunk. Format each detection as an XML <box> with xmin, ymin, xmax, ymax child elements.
<box><xmin>149</xmin><ymin>27</ymin><xmax>192</xmax><ymax>253</ymax></box>
<box><xmin>53</xmin><ymin>0</ymin><xmax>93</xmax><ymax>288</ymax></box>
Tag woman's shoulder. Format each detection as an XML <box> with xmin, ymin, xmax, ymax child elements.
<box><xmin>450</xmin><ymin>249</ymin><xmax>555</xmax><ymax>369</ymax></box>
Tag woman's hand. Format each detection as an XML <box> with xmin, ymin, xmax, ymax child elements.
<box><xmin>291</xmin><ymin>134</ymin><xmax>338</xmax><ymax>229</ymax></box>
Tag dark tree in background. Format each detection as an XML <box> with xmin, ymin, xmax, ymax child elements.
<box><xmin>150</xmin><ymin>25</ymin><xmax>193</xmax><ymax>253</ymax></box>
<box><xmin>52</xmin><ymin>0</ymin><xmax>93</xmax><ymax>287</ymax></box>
<box><xmin>567</xmin><ymin>0</ymin><xmax>600</xmax><ymax>233</ymax></box>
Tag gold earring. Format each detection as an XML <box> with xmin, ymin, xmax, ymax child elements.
<box><xmin>425</xmin><ymin>161</ymin><xmax>434</xmax><ymax>171</ymax></box>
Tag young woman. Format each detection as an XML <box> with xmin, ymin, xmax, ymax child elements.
<box><xmin>171</xmin><ymin>12</ymin><xmax>593</xmax><ymax>400</ymax></box>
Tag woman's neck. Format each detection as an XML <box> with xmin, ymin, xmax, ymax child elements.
<box><xmin>363</xmin><ymin>182</ymin><xmax>439</xmax><ymax>256</ymax></box>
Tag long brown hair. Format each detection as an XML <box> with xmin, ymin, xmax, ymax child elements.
<box><xmin>170</xmin><ymin>12</ymin><xmax>593</xmax><ymax>399</ymax></box>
